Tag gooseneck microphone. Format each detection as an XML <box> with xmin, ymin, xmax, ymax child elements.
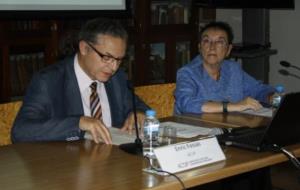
<box><xmin>119</xmin><ymin>80</ymin><xmax>143</xmax><ymax>155</ymax></box>
<box><xmin>278</xmin><ymin>69</ymin><xmax>289</xmax><ymax>76</ymax></box>
<box><xmin>280</xmin><ymin>61</ymin><xmax>300</xmax><ymax>71</ymax></box>
<box><xmin>278</xmin><ymin>69</ymin><xmax>300</xmax><ymax>80</ymax></box>
<box><xmin>280</xmin><ymin>61</ymin><xmax>291</xmax><ymax>67</ymax></box>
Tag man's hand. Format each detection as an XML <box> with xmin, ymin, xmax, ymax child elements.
<box><xmin>79</xmin><ymin>116</ymin><xmax>112</xmax><ymax>144</ymax></box>
<box><xmin>121</xmin><ymin>111</ymin><xmax>146</xmax><ymax>133</ymax></box>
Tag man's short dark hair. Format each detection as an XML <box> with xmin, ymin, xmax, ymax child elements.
<box><xmin>78</xmin><ymin>17</ymin><xmax>128</xmax><ymax>44</ymax></box>
<box><xmin>199</xmin><ymin>21</ymin><xmax>234</xmax><ymax>44</ymax></box>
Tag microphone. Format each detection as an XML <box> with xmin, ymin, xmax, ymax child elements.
<box><xmin>280</xmin><ymin>61</ymin><xmax>300</xmax><ymax>71</ymax></box>
<box><xmin>119</xmin><ymin>80</ymin><xmax>143</xmax><ymax>155</ymax></box>
<box><xmin>278</xmin><ymin>69</ymin><xmax>289</xmax><ymax>76</ymax></box>
<box><xmin>278</xmin><ymin>69</ymin><xmax>300</xmax><ymax>80</ymax></box>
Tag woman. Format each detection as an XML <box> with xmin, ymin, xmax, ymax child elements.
<box><xmin>175</xmin><ymin>21</ymin><xmax>275</xmax><ymax>114</ymax></box>
<box><xmin>175</xmin><ymin>21</ymin><xmax>274</xmax><ymax>190</ymax></box>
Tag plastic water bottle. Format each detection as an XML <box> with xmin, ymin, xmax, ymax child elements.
<box><xmin>143</xmin><ymin>109</ymin><xmax>160</xmax><ymax>159</ymax></box>
<box><xmin>272</xmin><ymin>85</ymin><xmax>285</xmax><ymax>108</ymax></box>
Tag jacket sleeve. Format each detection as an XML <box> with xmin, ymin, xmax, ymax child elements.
<box><xmin>241</xmin><ymin>70</ymin><xmax>275</xmax><ymax>103</ymax></box>
<box><xmin>11</xmin><ymin>73</ymin><xmax>84</xmax><ymax>143</ymax></box>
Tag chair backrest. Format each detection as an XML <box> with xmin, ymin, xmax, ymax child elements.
<box><xmin>0</xmin><ymin>83</ymin><xmax>176</xmax><ymax>145</ymax></box>
<box><xmin>0</xmin><ymin>101</ymin><xmax>22</xmax><ymax>146</ymax></box>
<box><xmin>134</xmin><ymin>83</ymin><xmax>176</xmax><ymax>118</ymax></box>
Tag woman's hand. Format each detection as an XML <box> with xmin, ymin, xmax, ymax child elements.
<box><xmin>232</xmin><ymin>97</ymin><xmax>263</xmax><ymax>112</ymax></box>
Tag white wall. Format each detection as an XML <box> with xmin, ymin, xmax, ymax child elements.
<box><xmin>216</xmin><ymin>4</ymin><xmax>300</xmax><ymax>93</ymax></box>
<box><xmin>216</xmin><ymin>9</ymin><xmax>242</xmax><ymax>43</ymax></box>
<box><xmin>270</xmin><ymin>2</ymin><xmax>300</xmax><ymax>93</ymax></box>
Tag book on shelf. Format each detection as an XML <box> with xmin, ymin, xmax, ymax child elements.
<box><xmin>168</xmin><ymin>2</ymin><xmax>184</xmax><ymax>24</ymax></box>
<box><xmin>151</xmin><ymin>1</ymin><xmax>191</xmax><ymax>25</ymax></box>
<box><xmin>16</xmin><ymin>55</ymin><xmax>29</xmax><ymax>95</ymax></box>
<box><xmin>151</xmin><ymin>2</ymin><xmax>168</xmax><ymax>25</ymax></box>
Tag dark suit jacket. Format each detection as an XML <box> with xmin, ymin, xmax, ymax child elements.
<box><xmin>11</xmin><ymin>56</ymin><xmax>149</xmax><ymax>142</ymax></box>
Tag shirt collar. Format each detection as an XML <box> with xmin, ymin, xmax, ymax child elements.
<box><xmin>74</xmin><ymin>54</ymin><xmax>97</xmax><ymax>92</ymax></box>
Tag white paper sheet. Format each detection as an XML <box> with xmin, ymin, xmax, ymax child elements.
<box><xmin>160</xmin><ymin>121</ymin><xmax>223</xmax><ymax>138</ymax></box>
<box><xmin>241</xmin><ymin>107</ymin><xmax>273</xmax><ymax>118</ymax></box>
<box><xmin>84</xmin><ymin>127</ymin><xmax>135</xmax><ymax>145</ymax></box>
<box><xmin>84</xmin><ymin>122</ymin><xmax>224</xmax><ymax>144</ymax></box>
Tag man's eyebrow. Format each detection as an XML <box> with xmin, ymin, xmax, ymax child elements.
<box><xmin>103</xmin><ymin>51</ymin><xmax>125</xmax><ymax>60</ymax></box>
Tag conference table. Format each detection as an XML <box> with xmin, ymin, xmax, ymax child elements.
<box><xmin>1</xmin><ymin>113</ymin><xmax>299</xmax><ymax>190</ymax></box>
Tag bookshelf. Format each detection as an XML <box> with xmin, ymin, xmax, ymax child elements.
<box><xmin>0</xmin><ymin>20</ymin><xmax>59</xmax><ymax>102</ymax></box>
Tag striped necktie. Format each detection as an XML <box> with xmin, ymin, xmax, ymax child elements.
<box><xmin>90</xmin><ymin>82</ymin><xmax>102</xmax><ymax>119</ymax></box>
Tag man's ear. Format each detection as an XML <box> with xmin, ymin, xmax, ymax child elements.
<box><xmin>198</xmin><ymin>42</ymin><xmax>201</xmax><ymax>52</ymax></box>
<box><xmin>79</xmin><ymin>41</ymin><xmax>88</xmax><ymax>55</ymax></box>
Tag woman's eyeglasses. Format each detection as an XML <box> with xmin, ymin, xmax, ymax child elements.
<box><xmin>201</xmin><ymin>38</ymin><xmax>228</xmax><ymax>49</ymax></box>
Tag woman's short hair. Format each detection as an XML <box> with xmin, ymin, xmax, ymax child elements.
<box><xmin>199</xmin><ymin>21</ymin><xmax>234</xmax><ymax>44</ymax></box>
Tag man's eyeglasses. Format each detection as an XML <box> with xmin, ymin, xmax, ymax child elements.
<box><xmin>86</xmin><ymin>41</ymin><xmax>123</xmax><ymax>66</ymax></box>
<box><xmin>201</xmin><ymin>38</ymin><xmax>228</xmax><ymax>49</ymax></box>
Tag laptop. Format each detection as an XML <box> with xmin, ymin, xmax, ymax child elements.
<box><xmin>218</xmin><ymin>92</ymin><xmax>300</xmax><ymax>151</ymax></box>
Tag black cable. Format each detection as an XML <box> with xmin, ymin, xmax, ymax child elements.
<box><xmin>271</xmin><ymin>144</ymin><xmax>300</xmax><ymax>184</ymax></box>
<box><xmin>272</xmin><ymin>144</ymin><xmax>300</xmax><ymax>169</ymax></box>
<box><xmin>144</xmin><ymin>156</ymin><xmax>186</xmax><ymax>190</ymax></box>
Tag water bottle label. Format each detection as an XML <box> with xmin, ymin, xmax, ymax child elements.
<box><xmin>272</xmin><ymin>94</ymin><xmax>282</xmax><ymax>108</ymax></box>
<box><xmin>145</xmin><ymin>124</ymin><xmax>159</xmax><ymax>135</ymax></box>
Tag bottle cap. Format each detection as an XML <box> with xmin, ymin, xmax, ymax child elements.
<box><xmin>275</xmin><ymin>85</ymin><xmax>284</xmax><ymax>93</ymax></box>
<box><xmin>145</xmin><ymin>109</ymin><xmax>156</xmax><ymax>117</ymax></box>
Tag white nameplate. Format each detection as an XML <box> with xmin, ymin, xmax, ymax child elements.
<box><xmin>153</xmin><ymin>137</ymin><xmax>226</xmax><ymax>173</ymax></box>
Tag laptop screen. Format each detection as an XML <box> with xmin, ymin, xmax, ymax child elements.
<box><xmin>267</xmin><ymin>92</ymin><xmax>300</xmax><ymax>147</ymax></box>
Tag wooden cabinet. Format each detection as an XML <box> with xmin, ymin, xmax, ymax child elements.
<box><xmin>0</xmin><ymin>20</ymin><xmax>59</xmax><ymax>102</ymax></box>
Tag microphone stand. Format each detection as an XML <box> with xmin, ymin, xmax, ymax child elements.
<box><xmin>288</xmin><ymin>73</ymin><xmax>300</xmax><ymax>80</ymax></box>
<box><xmin>280</xmin><ymin>61</ymin><xmax>300</xmax><ymax>71</ymax></box>
<box><xmin>119</xmin><ymin>77</ymin><xmax>143</xmax><ymax>155</ymax></box>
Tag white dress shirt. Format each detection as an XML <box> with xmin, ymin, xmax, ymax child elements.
<box><xmin>74</xmin><ymin>54</ymin><xmax>112</xmax><ymax>127</ymax></box>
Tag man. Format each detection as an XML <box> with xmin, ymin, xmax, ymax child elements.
<box><xmin>12</xmin><ymin>18</ymin><xmax>149</xmax><ymax>144</ymax></box>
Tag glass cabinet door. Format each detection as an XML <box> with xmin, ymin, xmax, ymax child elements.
<box><xmin>148</xmin><ymin>43</ymin><xmax>166</xmax><ymax>83</ymax></box>
<box><xmin>121</xmin><ymin>44</ymin><xmax>135</xmax><ymax>80</ymax></box>
<box><xmin>151</xmin><ymin>0</ymin><xmax>192</xmax><ymax>25</ymax></box>
<box><xmin>176</xmin><ymin>41</ymin><xmax>191</xmax><ymax>70</ymax></box>
<box><xmin>10</xmin><ymin>52</ymin><xmax>46</xmax><ymax>100</ymax></box>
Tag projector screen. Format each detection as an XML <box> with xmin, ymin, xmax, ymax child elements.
<box><xmin>0</xmin><ymin>0</ymin><xmax>126</xmax><ymax>10</ymax></box>
<box><xmin>0</xmin><ymin>0</ymin><xmax>130</xmax><ymax>19</ymax></box>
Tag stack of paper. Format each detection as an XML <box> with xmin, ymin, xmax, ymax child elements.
<box><xmin>84</xmin><ymin>127</ymin><xmax>136</xmax><ymax>145</ymax></box>
<box><xmin>84</xmin><ymin>122</ymin><xmax>223</xmax><ymax>145</ymax></box>
<box><xmin>241</xmin><ymin>107</ymin><xmax>273</xmax><ymax>118</ymax></box>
